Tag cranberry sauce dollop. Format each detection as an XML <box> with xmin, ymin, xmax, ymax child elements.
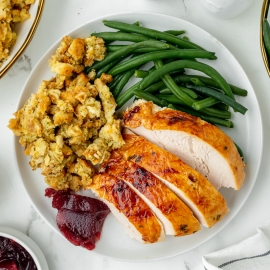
<box><xmin>0</xmin><ymin>236</ymin><xmax>37</xmax><ymax>270</ymax></box>
<box><xmin>45</xmin><ymin>188</ymin><xmax>110</xmax><ymax>250</ymax></box>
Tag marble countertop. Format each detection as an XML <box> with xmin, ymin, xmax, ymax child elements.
<box><xmin>1</xmin><ymin>0</ymin><xmax>270</xmax><ymax>269</ymax></box>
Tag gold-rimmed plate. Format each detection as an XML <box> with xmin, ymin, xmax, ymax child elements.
<box><xmin>13</xmin><ymin>12</ymin><xmax>263</xmax><ymax>261</ymax></box>
<box><xmin>0</xmin><ymin>0</ymin><xmax>45</xmax><ymax>78</ymax></box>
<box><xmin>261</xmin><ymin>0</ymin><xmax>270</xmax><ymax>76</ymax></box>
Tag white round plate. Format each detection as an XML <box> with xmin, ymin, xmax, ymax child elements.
<box><xmin>13</xmin><ymin>12</ymin><xmax>263</xmax><ymax>261</ymax></box>
<box><xmin>0</xmin><ymin>226</ymin><xmax>49</xmax><ymax>270</ymax></box>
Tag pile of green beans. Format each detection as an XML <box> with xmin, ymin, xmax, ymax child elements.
<box><xmin>86</xmin><ymin>20</ymin><xmax>248</xmax><ymax>128</ymax></box>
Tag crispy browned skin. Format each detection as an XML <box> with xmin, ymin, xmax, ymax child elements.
<box><xmin>100</xmin><ymin>151</ymin><xmax>201</xmax><ymax>236</ymax></box>
<box><xmin>123</xmin><ymin>101</ymin><xmax>245</xmax><ymax>190</ymax></box>
<box><xmin>117</xmin><ymin>133</ymin><xmax>229</xmax><ymax>228</ymax></box>
<box><xmin>91</xmin><ymin>173</ymin><xmax>164</xmax><ymax>243</ymax></box>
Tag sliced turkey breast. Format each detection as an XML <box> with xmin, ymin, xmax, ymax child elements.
<box><xmin>123</xmin><ymin>100</ymin><xmax>245</xmax><ymax>190</ymax></box>
<box><xmin>117</xmin><ymin>132</ymin><xmax>229</xmax><ymax>228</ymax></box>
<box><xmin>90</xmin><ymin>172</ymin><xmax>165</xmax><ymax>244</ymax></box>
<box><xmin>99</xmin><ymin>151</ymin><xmax>201</xmax><ymax>236</ymax></box>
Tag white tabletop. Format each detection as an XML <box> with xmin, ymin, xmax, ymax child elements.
<box><xmin>1</xmin><ymin>0</ymin><xmax>269</xmax><ymax>269</ymax></box>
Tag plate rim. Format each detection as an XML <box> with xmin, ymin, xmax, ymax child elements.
<box><xmin>12</xmin><ymin>11</ymin><xmax>263</xmax><ymax>262</ymax></box>
<box><xmin>260</xmin><ymin>0</ymin><xmax>270</xmax><ymax>77</ymax></box>
<box><xmin>0</xmin><ymin>0</ymin><xmax>46</xmax><ymax>78</ymax></box>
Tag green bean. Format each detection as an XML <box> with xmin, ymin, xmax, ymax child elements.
<box><xmin>144</xmin><ymin>81</ymin><xmax>166</xmax><ymax>93</ymax></box>
<box><xmin>108</xmin><ymin>73</ymin><xmax>124</xmax><ymax>90</ymax></box>
<box><xmin>104</xmin><ymin>21</ymin><xmax>141</xmax><ymax>45</ymax></box>
<box><xmin>164</xmin><ymin>30</ymin><xmax>185</xmax><ymax>36</ymax></box>
<box><xmin>183</xmin><ymin>36</ymin><xmax>189</xmax><ymax>41</ymax></box>
<box><xmin>116</xmin><ymin>78</ymin><xmax>231</xmax><ymax>121</ymax></box>
<box><xmin>200</xmin><ymin>115</ymin><xmax>233</xmax><ymax>128</ymax></box>
<box><xmin>171</xmin><ymin>70</ymin><xmax>231</xmax><ymax>119</ymax></box>
<box><xmin>190</xmin><ymin>77</ymin><xmax>205</xmax><ymax>86</ymax></box>
<box><xmin>153</xmin><ymin>60</ymin><xmax>231</xmax><ymax>119</ymax></box>
<box><xmin>159</xmin><ymin>87</ymin><xmax>198</xmax><ymax>99</ymax></box>
<box><xmin>112</xmin><ymin>66</ymin><xmax>139</xmax><ymax>98</ymax></box>
<box><xmin>103</xmin><ymin>21</ymin><xmax>140</xmax><ymax>47</ymax></box>
<box><xmin>95</xmin><ymin>57</ymin><xmax>123</xmax><ymax>77</ymax></box>
<box><xmin>107</xmin><ymin>45</ymin><xmax>164</xmax><ymax>53</ymax></box>
<box><xmin>94</xmin><ymin>31</ymin><xmax>180</xmax><ymax>51</ymax></box>
<box><xmin>173</xmin><ymin>105</ymin><xmax>203</xmax><ymax>117</ymax></box>
<box><xmin>263</xmin><ymin>19</ymin><xmax>270</xmax><ymax>57</ymax></box>
<box><xmin>142</xmin><ymin>74</ymin><xmax>187</xmax><ymax>93</ymax></box>
<box><xmin>156</xmin><ymin>94</ymin><xmax>185</xmax><ymax>105</ymax></box>
<box><xmin>174</xmin><ymin>105</ymin><xmax>234</xmax><ymax>127</ymax></box>
<box><xmin>116</xmin><ymin>81</ymin><xmax>141</xmax><ymax>110</ymax></box>
<box><xmin>186</xmin><ymin>84</ymin><xmax>247</xmax><ymax>114</ymax></box>
<box><xmin>123</xmin><ymin>67</ymin><xmax>182</xmax><ymax>98</ymax></box>
<box><xmin>134</xmin><ymin>70</ymin><xmax>150</xmax><ymax>78</ymax></box>
<box><xmin>214</xmin><ymin>103</ymin><xmax>229</xmax><ymax>111</ymax></box>
<box><xmin>192</xmin><ymin>97</ymin><xmax>220</xmax><ymax>110</ymax></box>
<box><xmin>139</xmin><ymin>60</ymin><xmax>235</xmax><ymax>99</ymax></box>
<box><xmin>134</xmin><ymin>66</ymin><xmax>156</xmax><ymax>78</ymax></box>
<box><xmin>150</xmin><ymin>74</ymin><xmax>248</xmax><ymax>97</ymax></box>
<box><xmin>159</xmin><ymin>88</ymin><xmax>172</xmax><ymax>94</ymax></box>
<box><xmin>94</xmin><ymin>32</ymin><xmax>149</xmax><ymax>43</ymax></box>
<box><xmin>133</xmin><ymin>21</ymin><xmax>140</xmax><ymax>26</ymax></box>
<box><xmin>103</xmin><ymin>20</ymin><xmax>204</xmax><ymax>50</ymax></box>
<box><xmin>234</xmin><ymin>142</ymin><xmax>244</xmax><ymax>160</ymax></box>
<box><xmin>135</xmin><ymin>68</ymin><xmax>184</xmax><ymax>80</ymax></box>
<box><xmin>85</xmin><ymin>55</ymin><xmax>118</xmax><ymax>75</ymax></box>
<box><xmin>100</xmin><ymin>29</ymin><xmax>185</xmax><ymax>44</ymax></box>
<box><xmin>191</xmin><ymin>76</ymin><xmax>247</xmax><ymax>97</ymax></box>
<box><xmin>107</xmin><ymin>45</ymin><xmax>128</xmax><ymax>52</ymax></box>
<box><xmin>111</xmin><ymin>53</ymin><xmax>142</xmax><ymax>97</ymax></box>
<box><xmin>133</xmin><ymin>47</ymin><xmax>170</xmax><ymax>53</ymax></box>
<box><xmin>147</xmin><ymin>73</ymin><xmax>246</xmax><ymax>97</ymax></box>
<box><xmin>109</xmin><ymin>50</ymin><xmax>216</xmax><ymax>77</ymax></box>
<box><xmin>171</xmin><ymin>74</ymin><xmax>247</xmax><ymax>96</ymax></box>
<box><xmin>167</xmin><ymin>104</ymin><xmax>177</xmax><ymax>109</ymax></box>
<box><xmin>90</xmin><ymin>40</ymin><xmax>169</xmax><ymax>71</ymax></box>
<box><xmin>133</xmin><ymin>90</ymin><xmax>169</xmax><ymax>107</ymax></box>
<box><xmin>176</xmin><ymin>85</ymin><xmax>197</xmax><ymax>99</ymax></box>
<box><xmin>154</xmin><ymin>60</ymin><xmax>195</xmax><ymax>106</ymax></box>
<box><xmin>200</xmin><ymin>107</ymin><xmax>231</xmax><ymax>119</ymax></box>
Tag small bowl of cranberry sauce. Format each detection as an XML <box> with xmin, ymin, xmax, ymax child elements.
<box><xmin>0</xmin><ymin>226</ymin><xmax>49</xmax><ymax>270</ymax></box>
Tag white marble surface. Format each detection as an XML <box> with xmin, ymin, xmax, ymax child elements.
<box><xmin>0</xmin><ymin>0</ymin><xmax>270</xmax><ymax>269</ymax></box>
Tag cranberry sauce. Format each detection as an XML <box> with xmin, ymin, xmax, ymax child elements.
<box><xmin>45</xmin><ymin>188</ymin><xmax>110</xmax><ymax>250</ymax></box>
<box><xmin>0</xmin><ymin>236</ymin><xmax>37</xmax><ymax>270</ymax></box>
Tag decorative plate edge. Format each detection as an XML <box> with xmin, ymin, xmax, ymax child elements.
<box><xmin>260</xmin><ymin>0</ymin><xmax>270</xmax><ymax>77</ymax></box>
<box><xmin>0</xmin><ymin>0</ymin><xmax>45</xmax><ymax>78</ymax></box>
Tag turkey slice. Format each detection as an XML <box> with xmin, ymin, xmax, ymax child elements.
<box><xmin>90</xmin><ymin>172</ymin><xmax>165</xmax><ymax>243</ymax></box>
<box><xmin>116</xmin><ymin>132</ymin><xmax>229</xmax><ymax>228</ymax></box>
<box><xmin>99</xmin><ymin>151</ymin><xmax>201</xmax><ymax>236</ymax></box>
<box><xmin>123</xmin><ymin>100</ymin><xmax>245</xmax><ymax>190</ymax></box>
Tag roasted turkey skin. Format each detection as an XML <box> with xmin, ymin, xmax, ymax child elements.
<box><xmin>123</xmin><ymin>100</ymin><xmax>245</xmax><ymax>190</ymax></box>
<box><xmin>117</xmin><ymin>133</ymin><xmax>229</xmax><ymax>228</ymax></box>
<box><xmin>90</xmin><ymin>172</ymin><xmax>165</xmax><ymax>243</ymax></box>
<box><xmin>99</xmin><ymin>151</ymin><xmax>201</xmax><ymax>236</ymax></box>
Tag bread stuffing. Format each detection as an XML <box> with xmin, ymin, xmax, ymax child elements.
<box><xmin>49</xmin><ymin>36</ymin><xmax>106</xmax><ymax>77</ymax></box>
<box><xmin>8</xmin><ymin>35</ymin><xmax>125</xmax><ymax>191</ymax></box>
<box><xmin>0</xmin><ymin>0</ymin><xmax>36</xmax><ymax>67</ymax></box>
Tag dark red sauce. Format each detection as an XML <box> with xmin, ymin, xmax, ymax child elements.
<box><xmin>0</xmin><ymin>236</ymin><xmax>37</xmax><ymax>270</ymax></box>
<box><xmin>45</xmin><ymin>188</ymin><xmax>110</xmax><ymax>250</ymax></box>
